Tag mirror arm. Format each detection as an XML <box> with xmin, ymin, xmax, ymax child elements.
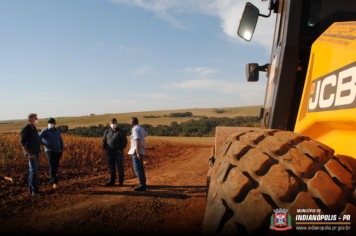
<box><xmin>253</xmin><ymin>64</ymin><xmax>270</xmax><ymax>73</ymax></box>
<box><xmin>258</xmin><ymin>9</ymin><xmax>272</xmax><ymax>18</ymax></box>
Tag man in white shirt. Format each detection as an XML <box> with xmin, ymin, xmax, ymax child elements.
<box><xmin>128</xmin><ymin>117</ymin><xmax>147</xmax><ymax>191</ymax></box>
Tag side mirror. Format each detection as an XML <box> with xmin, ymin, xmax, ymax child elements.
<box><xmin>246</xmin><ymin>63</ymin><xmax>270</xmax><ymax>82</ymax></box>
<box><xmin>237</xmin><ymin>3</ymin><xmax>260</xmax><ymax>41</ymax></box>
<box><xmin>246</xmin><ymin>63</ymin><xmax>259</xmax><ymax>82</ymax></box>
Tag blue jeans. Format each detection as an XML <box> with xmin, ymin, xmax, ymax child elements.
<box><xmin>46</xmin><ymin>151</ymin><xmax>61</xmax><ymax>184</ymax></box>
<box><xmin>28</xmin><ymin>154</ymin><xmax>40</xmax><ymax>191</ymax></box>
<box><xmin>132</xmin><ymin>153</ymin><xmax>146</xmax><ymax>187</ymax></box>
<box><xmin>107</xmin><ymin>151</ymin><xmax>124</xmax><ymax>183</ymax></box>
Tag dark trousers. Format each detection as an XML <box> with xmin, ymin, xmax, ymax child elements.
<box><xmin>28</xmin><ymin>154</ymin><xmax>40</xmax><ymax>191</ymax></box>
<box><xmin>46</xmin><ymin>151</ymin><xmax>61</xmax><ymax>184</ymax></box>
<box><xmin>132</xmin><ymin>153</ymin><xmax>146</xmax><ymax>187</ymax></box>
<box><xmin>107</xmin><ymin>151</ymin><xmax>124</xmax><ymax>183</ymax></box>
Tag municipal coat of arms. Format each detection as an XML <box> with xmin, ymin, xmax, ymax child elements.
<box><xmin>270</xmin><ymin>209</ymin><xmax>292</xmax><ymax>231</ymax></box>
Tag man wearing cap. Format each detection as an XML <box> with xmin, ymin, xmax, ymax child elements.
<box><xmin>39</xmin><ymin>118</ymin><xmax>65</xmax><ymax>189</ymax></box>
<box><xmin>102</xmin><ymin>118</ymin><xmax>127</xmax><ymax>186</ymax></box>
<box><xmin>21</xmin><ymin>113</ymin><xmax>52</xmax><ymax>196</ymax></box>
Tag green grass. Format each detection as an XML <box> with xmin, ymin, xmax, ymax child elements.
<box><xmin>0</xmin><ymin>105</ymin><xmax>262</xmax><ymax>133</ymax></box>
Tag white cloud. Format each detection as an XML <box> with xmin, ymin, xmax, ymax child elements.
<box><xmin>133</xmin><ymin>93</ymin><xmax>176</xmax><ymax>99</ymax></box>
<box><xmin>111</xmin><ymin>0</ymin><xmax>190</xmax><ymax>29</ymax></box>
<box><xmin>117</xmin><ymin>45</ymin><xmax>153</xmax><ymax>56</ymax></box>
<box><xmin>0</xmin><ymin>98</ymin><xmax>137</xmax><ymax>105</ymax></box>
<box><xmin>135</xmin><ymin>66</ymin><xmax>160</xmax><ymax>75</ymax></box>
<box><xmin>237</xmin><ymin>91</ymin><xmax>265</xmax><ymax>105</ymax></box>
<box><xmin>33</xmin><ymin>92</ymin><xmax>64</xmax><ymax>96</ymax></box>
<box><xmin>183</xmin><ymin>67</ymin><xmax>217</xmax><ymax>75</ymax></box>
<box><xmin>92</xmin><ymin>41</ymin><xmax>105</xmax><ymax>50</ymax></box>
<box><xmin>208</xmin><ymin>59</ymin><xmax>223</xmax><ymax>63</ymax></box>
<box><xmin>127</xmin><ymin>46</ymin><xmax>141</xmax><ymax>53</ymax></box>
<box><xmin>80</xmin><ymin>99</ymin><xmax>137</xmax><ymax>105</ymax></box>
<box><xmin>162</xmin><ymin>78</ymin><xmax>265</xmax><ymax>95</ymax></box>
<box><xmin>110</xmin><ymin>0</ymin><xmax>276</xmax><ymax>48</ymax></box>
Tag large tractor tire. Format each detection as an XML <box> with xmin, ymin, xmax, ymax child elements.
<box><xmin>203</xmin><ymin>129</ymin><xmax>356</xmax><ymax>235</ymax></box>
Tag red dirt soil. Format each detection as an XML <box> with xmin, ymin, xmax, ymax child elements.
<box><xmin>0</xmin><ymin>147</ymin><xmax>210</xmax><ymax>235</ymax></box>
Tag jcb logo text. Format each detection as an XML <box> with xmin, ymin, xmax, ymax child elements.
<box><xmin>308</xmin><ymin>62</ymin><xmax>356</xmax><ymax>113</ymax></box>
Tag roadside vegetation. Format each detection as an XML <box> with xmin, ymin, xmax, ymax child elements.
<box><xmin>54</xmin><ymin>116</ymin><xmax>259</xmax><ymax>138</ymax></box>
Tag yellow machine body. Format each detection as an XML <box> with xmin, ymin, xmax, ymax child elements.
<box><xmin>295</xmin><ymin>22</ymin><xmax>356</xmax><ymax>159</ymax></box>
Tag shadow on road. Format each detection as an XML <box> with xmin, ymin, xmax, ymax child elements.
<box><xmin>78</xmin><ymin>185</ymin><xmax>207</xmax><ymax>199</ymax></box>
<box><xmin>148</xmin><ymin>185</ymin><xmax>206</xmax><ymax>189</ymax></box>
<box><xmin>82</xmin><ymin>190</ymin><xmax>194</xmax><ymax>199</ymax></box>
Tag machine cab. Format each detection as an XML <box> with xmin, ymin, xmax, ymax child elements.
<box><xmin>238</xmin><ymin>0</ymin><xmax>356</xmax><ymax>131</ymax></box>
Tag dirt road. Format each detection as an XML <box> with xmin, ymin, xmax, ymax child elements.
<box><xmin>0</xmin><ymin>148</ymin><xmax>210</xmax><ymax>235</ymax></box>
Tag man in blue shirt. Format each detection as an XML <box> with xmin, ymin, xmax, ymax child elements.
<box><xmin>39</xmin><ymin>117</ymin><xmax>65</xmax><ymax>190</ymax></box>
<box><xmin>21</xmin><ymin>113</ymin><xmax>52</xmax><ymax>196</ymax></box>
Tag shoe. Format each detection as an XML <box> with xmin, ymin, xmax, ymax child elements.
<box><xmin>28</xmin><ymin>188</ymin><xmax>32</xmax><ymax>194</ymax></box>
<box><xmin>53</xmin><ymin>184</ymin><xmax>59</xmax><ymax>189</ymax></box>
<box><xmin>118</xmin><ymin>182</ymin><xmax>124</xmax><ymax>186</ymax></box>
<box><xmin>105</xmin><ymin>182</ymin><xmax>115</xmax><ymax>186</ymax></box>
<box><xmin>134</xmin><ymin>185</ymin><xmax>146</xmax><ymax>191</ymax></box>
<box><xmin>32</xmin><ymin>190</ymin><xmax>44</xmax><ymax>197</ymax></box>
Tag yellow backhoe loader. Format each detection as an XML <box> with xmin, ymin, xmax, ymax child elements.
<box><xmin>203</xmin><ymin>0</ymin><xmax>356</xmax><ymax>235</ymax></box>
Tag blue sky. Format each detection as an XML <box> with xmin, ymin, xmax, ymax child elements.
<box><xmin>0</xmin><ymin>0</ymin><xmax>275</xmax><ymax>120</ymax></box>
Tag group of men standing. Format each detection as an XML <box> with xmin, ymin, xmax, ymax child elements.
<box><xmin>102</xmin><ymin>117</ymin><xmax>147</xmax><ymax>191</ymax></box>
<box><xmin>20</xmin><ymin>113</ymin><xmax>147</xmax><ymax>197</ymax></box>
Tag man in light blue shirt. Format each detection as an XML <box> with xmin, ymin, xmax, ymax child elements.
<box><xmin>128</xmin><ymin>117</ymin><xmax>147</xmax><ymax>191</ymax></box>
<box><xmin>39</xmin><ymin>117</ymin><xmax>64</xmax><ymax>189</ymax></box>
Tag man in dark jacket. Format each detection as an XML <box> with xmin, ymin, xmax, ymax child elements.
<box><xmin>20</xmin><ymin>113</ymin><xmax>52</xmax><ymax>196</ymax></box>
<box><xmin>102</xmin><ymin>118</ymin><xmax>127</xmax><ymax>186</ymax></box>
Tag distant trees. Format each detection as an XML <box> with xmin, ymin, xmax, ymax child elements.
<box><xmin>57</xmin><ymin>125</ymin><xmax>69</xmax><ymax>133</ymax></box>
<box><xmin>0</xmin><ymin>122</ymin><xmax>13</xmax><ymax>125</ymax></box>
<box><xmin>143</xmin><ymin>115</ymin><xmax>160</xmax><ymax>118</ymax></box>
<box><xmin>142</xmin><ymin>112</ymin><xmax>194</xmax><ymax>118</ymax></box>
<box><xmin>169</xmin><ymin>112</ymin><xmax>192</xmax><ymax>117</ymax></box>
<box><xmin>213</xmin><ymin>108</ymin><xmax>226</xmax><ymax>114</ymax></box>
<box><xmin>56</xmin><ymin>116</ymin><xmax>260</xmax><ymax>138</ymax></box>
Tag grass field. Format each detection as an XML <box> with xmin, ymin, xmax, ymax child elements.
<box><xmin>0</xmin><ymin>105</ymin><xmax>262</xmax><ymax>133</ymax></box>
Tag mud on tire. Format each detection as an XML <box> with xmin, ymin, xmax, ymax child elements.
<box><xmin>203</xmin><ymin>129</ymin><xmax>356</xmax><ymax>235</ymax></box>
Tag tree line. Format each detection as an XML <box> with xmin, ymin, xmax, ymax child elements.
<box><xmin>56</xmin><ymin>116</ymin><xmax>260</xmax><ymax>138</ymax></box>
<box><xmin>143</xmin><ymin>112</ymin><xmax>193</xmax><ymax>119</ymax></box>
